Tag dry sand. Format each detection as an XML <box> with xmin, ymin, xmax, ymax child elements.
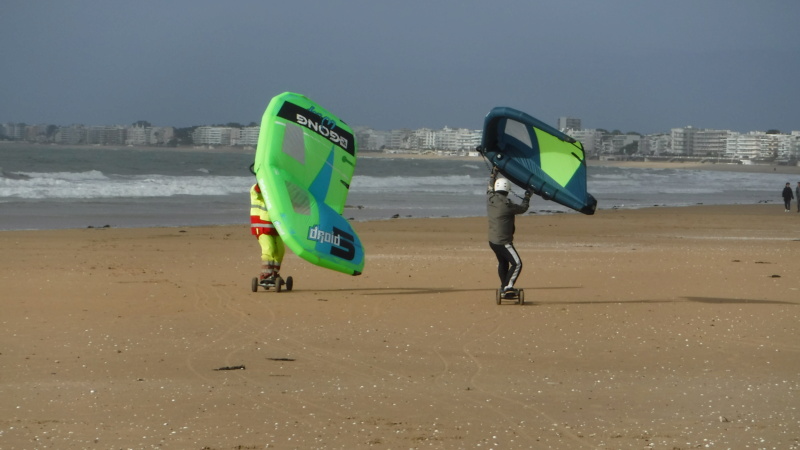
<box><xmin>2</xmin><ymin>205</ymin><xmax>799</xmax><ymax>449</ymax></box>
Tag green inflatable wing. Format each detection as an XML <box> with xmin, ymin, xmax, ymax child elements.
<box><xmin>254</xmin><ymin>92</ymin><xmax>364</xmax><ymax>275</ymax></box>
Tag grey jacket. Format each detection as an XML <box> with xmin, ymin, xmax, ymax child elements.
<box><xmin>487</xmin><ymin>191</ymin><xmax>530</xmax><ymax>245</ymax></box>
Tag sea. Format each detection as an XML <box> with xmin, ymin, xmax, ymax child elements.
<box><xmin>0</xmin><ymin>144</ymin><xmax>794</xmax><ymax>231</ymax></box>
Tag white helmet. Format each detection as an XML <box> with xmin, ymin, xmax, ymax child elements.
<box><xmin>494</xmin><ymin>177</ymin><xmax>511</xmax><ymax>193</ymax></box>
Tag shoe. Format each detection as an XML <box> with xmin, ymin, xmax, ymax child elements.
<box><xmin>260</xmin><ymin>276</ymin><xmax>276</xmax><ymax>286</ymax></box>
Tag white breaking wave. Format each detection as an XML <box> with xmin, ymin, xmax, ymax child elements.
<box><xmin>0</xmin><ymin>171</ymin><xmax>254</xmax><ymax>199</ymax></box>
<box><xmin>351</xmin><ymin>174</ymin><xmax>479</xmax><ymax>194</ymax></box>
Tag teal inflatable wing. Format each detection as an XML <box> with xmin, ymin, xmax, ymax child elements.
<box><xmin>479</xmin><ymin>107</ymin><xmax>597</xmax><ymax>215</ymax></box>
<box><xmin>254</xmin><ymin>92</ymin><xmax>364</xmax><ymax>275</ymax></box>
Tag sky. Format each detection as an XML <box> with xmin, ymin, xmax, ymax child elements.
<box><xmin>2</xmin><ymin>1</ymin><xmax>799</xmax><ymax>135</ymax></box>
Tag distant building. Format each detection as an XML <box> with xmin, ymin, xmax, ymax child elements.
<box><xmin>357</xmin><ymin>126</ymin><xmax>481</xmax><ymax>152</ymax></box>
<box><xmin>725</xmin><ymin>131</ymin><xmax>800</xmax><ymax>161</ymax></box>
<box><xmin>671</xmin><ymin>127</ymin><xmax>727</xmax><ymax>156</ymax></box>
<box><xmin>1</xmin><ymin>122</ymin><xmax>26</xmax><ymax>140</ymax></box>
<box><xmin>237</xmin><ymin>126</ymin><xmax>259</xmax><ymax>146</ymax></box>
<box><xmin>86</xmin><ymin>125</ymin><xmax>126</xmax><ymax>145</ymax></box>
<box><xmin>193</xmin><ymin>126</ymin><xmax>232</xmax><ymax>146</ymax></box>
<box><xmin>119</xmin><ymin>125</ymin><xmax>172</xmax><ymax>146</ymax></box>
<box><xmin>387</xmin><ymin>128</ymin><xmax>412</xmax><ymax>149</ymax></box>
<box><xmin>55</xmin><ymin>125</ymin><xmax>86</xmax><ymax>145</ymax></box>
<box><xmin>564</xmin><ymin>129</ymin><xmax>601</xmax><ymax>156</ymax></box>
<box><xmin>639</xmin><ymin>133</ymin><xmax>671</xmax><ymax>156</ymax></box>
<box><xmin>558</xmin><ymin>117</ymin><xmax>581</xmax><ymax>131</ymax></box>
<box><xmin>354</xmin><ymin>127</ymin><xmax>389</xmax><ymax>151</ymax></box>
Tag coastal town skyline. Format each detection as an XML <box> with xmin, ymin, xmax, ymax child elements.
<box><xmin>4</xmin><ymin>117</ymin><xmax>799</xmax><ymax>163</ymax></box>
<box><xmin>2</xmin><ymin>115</ymin><xmax>797</xmax><ymax>136</ymax></box>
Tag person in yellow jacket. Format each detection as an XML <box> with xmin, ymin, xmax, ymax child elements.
<box><xmin>250</xmin><ymin>182</ymin><xmax>285</xmax><ymax>284</ymax></box>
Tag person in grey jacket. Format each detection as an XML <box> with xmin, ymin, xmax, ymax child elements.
<box><xmin>487</xmin><ymin>167</ymin><xmax>532</xmax><ymax>298</ymax></box>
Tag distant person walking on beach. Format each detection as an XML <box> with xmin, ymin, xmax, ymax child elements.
<box><xmin>487</xmin><ymin>167</ymin><xmax>532</xmax><ymax>298</ymax></box>
<box><xmin>782</xmin><ymin>182</ymin><xmax>794</xmax><ymax>212</ymax></box>
<box><xmin>250</xmin><ymin>182</ymin><xmax>285</xmax><ymax>284</ymax></box>
<box><xmin>796</xmin><ymin>182</ymin><xmax>800</xmax><ymax>212</ymax></box>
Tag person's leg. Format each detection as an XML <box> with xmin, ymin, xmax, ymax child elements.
<box><xmin>490</xmin><ymin>242</ymin><xmax>523</xmax><ymax>292</ymax></box>
<box><xmin>272</xmin><ymin>236</ymin><xmax>285</xmax><ymax>277</ymax></box>
<box><xmin>490</xmin><ymin>242</ymin><xmax>509</xmax><ymax>287</ymax></box>
<box><xmin>500</xmin><ymin>243</ymin><xmax>523</xmax><ymax>291</ymax></box>
<box><xmin>257</xmin><ymin>234</ymin><xmax>272</xmax><ymax>280</ymax></box>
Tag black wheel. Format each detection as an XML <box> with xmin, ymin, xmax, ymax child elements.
<box><xmin>518</xmin><ymin>289</ymin><xmax>525</xmax><ymax>305</ymax></box>
<box><xmin>496</xmin><ymin>289</ymin><xmax>501</xmax><ymax>305</ymax></box>
<box><xmin>285</xmin><ymin>276</ymin><xmax>293</xmax><ymax>291</ymax></box>
<box><xmin>251</xmin><ymin>277</ymin><xmax>258</xmax><ymax>292</ymax></box>
<box><xmin>275</xmin><ymin>277</ymin><xmax>282</xmax><ymax>293</ymax></box>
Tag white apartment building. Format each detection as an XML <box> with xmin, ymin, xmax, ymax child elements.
<box><xmin>1</xmin><ymin>122</ymin><xmax>26</xmax><ymax>140</ymax></box>
<box><xmin>725</xmin><ymin>131</ymin><xmax>799</xmax><ymax>161</ymax></box>
<box><xmin>725</xmin><ymin>132</ymin><xmax>773</xmax><ymax>160</ymax></box>
<box><xmin>435</xmin><ymin>126</ymin><xmax>460</xmax><ymax>150</ymax></box>
<box><xmin>236</xmin><ymin>126</ymin><xmax>259</xmax><ymax>146</ymax></box>
<box><xmin>564</xmin><ymin>129</ymin><xmax>602</xmax><ymax>155</ymax></box>
<box><xmin>354</xmin><ymin>127</ymin><xmax>389</xmax><ymax>151</ymax></box>
<box><xmin>412</xmin><ymin>128</ymin><xmax>436</xmax><ymax>149</ymax></box>
<box><xmin>55</xmin><ymin>125</ymin><xmax>85</xmax><ymax>145</ymax></box>
<box><xmin>433</xmin><ymin>126</ymin><xmax>481</xmax><ymax>151</ymax></box>
<box><xmin>458</xmin><ymin>128</ymin><xmax>482</xmax><ymax>151</ymax></box>
<box><xmin>639</xmin><ymin>134</ymin><xmax>671</xmax><ymax>156</ymax></box>
<box><xmin>387</xmin><ymin>129</ymin><xmax>413</xmax><ymax>149</ymax></box>
<box><xmin>193</xmin><ymin>126</ymin><xmax>232</xmax><ymax>146</ymax></box>
<box><xmin>126</xmin><ymin>125</ymin><xmax>148</xmax><ymax>145</ymax></box>
<box><xmin>670</xmin><ymin>127</ymin><xmax>727</xmax><ymax>156</ymax></box>
<box><xmin>86</xmin><ymin>125</ymin><xmax>126</xmax><ymax>145</ymax></box>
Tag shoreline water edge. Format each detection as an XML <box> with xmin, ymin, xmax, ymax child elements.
<box><xmin>2</xmin><ymin>142</ymin><xmax>800</xmax><ymax>231</ymax></box>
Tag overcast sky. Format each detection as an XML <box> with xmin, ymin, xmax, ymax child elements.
<box><xmin>2</xmin><ymin>1</ymin><xmax>798</xmax><ymax>134</ymax></box>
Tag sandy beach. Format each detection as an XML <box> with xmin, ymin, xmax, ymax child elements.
<box><xmin>2</xmin><ymin>204</ymin><xmax>799</xmax><ymax>449</ymax></box>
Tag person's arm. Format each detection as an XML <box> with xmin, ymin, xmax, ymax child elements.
<box><xmin>508</xmin><ymin>190</ymin><xmax>531</xmax><ymax>215</ymax></box>
<box><xmin>487</xmin><ymin>166</ymin><xmax>498</xmax><ymax>193</ymax></box>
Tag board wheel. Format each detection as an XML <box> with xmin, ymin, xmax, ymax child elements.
<box><xmin>275</xmin><ymin>277</ymin><xmax>282</xmax><ymax>293</ymax></box>
<box><xmin>495</xmin><ymin>289</ymin><xmax>501</xmax><ymax>305</ymax></box>
<box><xmin>251</xmin><ymin>277</ymin><xmax>259</xmax><ymax>292</ymax></box>
<box><xmin>518</xmin><ymin>289</ymin><xmax>525</xmax><ymax>305</ymax></box>
<box><xmin>285</xmin><ymin>276</ymin><xmax>293</xmax><ymax>291</ymax></box>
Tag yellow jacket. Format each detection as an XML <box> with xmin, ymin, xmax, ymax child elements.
<box><xmin>250</xmin><ymin>183</ymin><xmax>277</xmax><ymax>236</ymax></box>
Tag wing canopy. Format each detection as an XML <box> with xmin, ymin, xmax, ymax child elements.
<box><xmin>254</xmin><ymin>92</ymin><xmax>364</xmax><ymax>275</ymax></box>
<box><xmin>480</xmin><ymin>107</ymin><xmax>597</xmax><ymax>215</ymax></box>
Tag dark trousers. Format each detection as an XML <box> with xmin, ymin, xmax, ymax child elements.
<box><xmin>489</xmin><ymin>241</ymin><xmax>523</xmax><ymax>290</ymax></box>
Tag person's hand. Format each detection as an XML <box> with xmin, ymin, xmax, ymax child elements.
<box><xmin>524</xmin><ymin>189</ymin><xmax>533</xmax><ymax>199</ymax></box>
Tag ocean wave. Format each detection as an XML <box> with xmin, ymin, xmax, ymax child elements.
<box><xmin>0</xmin><ymin>167</ymin><xmax>32</xmax><ymax>180</ymax></box>
<box><xmin>352</xmin><ymin>174</ymin><xmax>478</xmax><ymax>193</ymax></box>
<box><xmin>0</xmin><ymin>172</ymin><xmax>253</xmax><ymax>199</ymax></box>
